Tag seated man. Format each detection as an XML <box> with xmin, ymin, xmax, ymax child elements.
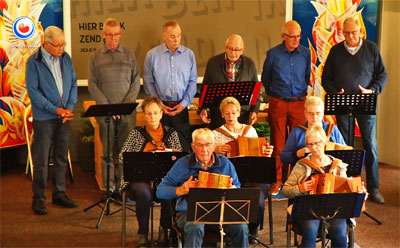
<box><xmin>156</xmin><ymin>128</ymin><xmax>249</xmax><ymax>247</ymax></box>
<box><xmin>281</xmin><ymin>96</ymin><xmax>348</xmax><ymax>166</ymax></box>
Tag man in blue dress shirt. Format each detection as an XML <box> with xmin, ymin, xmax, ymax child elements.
<box><xmin>261</xmin><ymin>20</ymin><xmax>311</xmax><ymax>195</ymax></box>
<box><xmin>143</xmin><ymin>21</ymin><xmax>197</xmax><ymax>152</ymax></box>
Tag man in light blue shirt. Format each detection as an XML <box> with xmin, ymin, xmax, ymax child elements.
<box><xmin>143</xmin><ymin>21</ymin><xmax>197</xmax><ymax>152</ymax></box>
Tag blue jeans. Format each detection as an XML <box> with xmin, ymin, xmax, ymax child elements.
<box><xmin>129</xmin><ymin>183</ymin><xmax>171</xmax><ymax>235</ymax></box>
<box><xmin>32</xmin><ymin>118</ymin><xmax>70</xmax><ymax>200</ymax></box>
<box><xmin>336</xmin><ymin>115</ymin><xmax>379</xmax><ymax>192</ymax></box>
<box><xmin>176</xmin><ymin>212</ymin><xmax>248</xmax><ymax>248</ymax></box>
<box><xmin>299</xmin><ymin>218</ymin><xmax>347</xmax><ymax>248</ymax></box>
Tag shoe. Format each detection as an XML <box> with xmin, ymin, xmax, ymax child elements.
<box><xmin>369</xmin><ymin>191</ymin><xmax>385</xmax><ymax>204</ymax></box>
<box><xmin>270</xmin><ymin>183</ymin><xmax>282</xmax><ymax>196</ymax></box>
<box><xmin>32</xmin><ymin>199</ymin><xmax>48</xmax><ymax>215</ymax></box>
<box><xmin>248</xmin><ymin>226</ymin><xmax>259</xmax><ymax>244</ymax></box>
<box><xmin>137</xmin><ymin>234</ymin><xmax>147</xmax><ymax>246</ymax></box>
<box><xmin>52</xmin><ymin>193</ymin><xmax>79</xmax><ymax>208</ymax></box>
<box><xmin>158</xmin><ymin>226</ymin><xmax>169</xmax><ymax>245</ymax></box>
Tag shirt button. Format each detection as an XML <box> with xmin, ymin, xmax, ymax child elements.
<box><xmin>172</xmin><ymin>65</ymin><xmax>175</xmax><ymax>67</ymax></box>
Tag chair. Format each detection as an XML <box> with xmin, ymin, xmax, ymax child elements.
<box><xmin>23</xmin><ymin>104</ymin><xmax>74</xmax><ymax>181</ymax></box>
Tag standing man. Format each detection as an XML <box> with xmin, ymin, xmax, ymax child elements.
<box><xmin>88</xmin><ymin>18</ymin><xmax>140</xmax><ymax>195</ymax></box>
<box><xmin>143</xmin><ymin>21</ymin><xmax>197</xmax><ymax>152</ymax></box>
<box><xmin>26</xmin><ymin>26</ymin><xmax>78</xmax><ymax>215</ymax></box>
<box><xmin>322</xmin><ymin>17</ymin><xmax>387</xmax><ymax>204</ymax></box>
<box><xmin>261</xmin><ymin>20</ymin><xmax>311</xmax><ymax>194</ymax></box>
<box><xmin>199</xmin><ymin>34</ymin><xmax>260</xmax><ymax>130</ymax></box>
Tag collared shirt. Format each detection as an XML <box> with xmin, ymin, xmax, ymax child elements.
<box><xmin>41</xmin><ymin>47</ymin><xmax>63</xmax><ymax>97</ymax></box>
<box><xmin>224</xmin><ymin>54</ymin><xmax>242</xmax><ymax>82</ymax></box>
<box><xmin>195</xmin><ymin>153</ymin><xmax>216</xmax><ymax>169</ymax></box>
<box><xmin>344</xmin><ymin>39</ymin><xmax>363</xmax><ymax>55</ymax></box>
<box><xmin>261</xmin><ymin>42</ymin><xmax>311</xmax><ymax>98</ymax></box>
<box><xmin>143</xmin><ymin>44</ymin><xmax>197</xmax><ymax>108</ymax></box>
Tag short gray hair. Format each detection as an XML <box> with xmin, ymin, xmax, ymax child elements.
<box><xmin>225</xmin><ymin>34</ymin><xmax>244</xmax><ymax>47</ymax></box>
<box><xmin>305</xmin><ymin>125</ymin><xmax>328</xmax><ymax>146</ymax></box>
<box><xmin>343</xmin><ymin>17</ymin><xmax>360</xmax><ymax>29</ymax></box>
<box><xmin>104</xmin><ymin>18</ymin><xmax>120</xmax><ymax>29</ymax></box>
<box><xmin>44</xmin><ymin>26</ymin><xmax>64</xmax><ymax>42</ymax></box>
<box><xmin>305</xmin><ymin>96</ymin><xmax>324</xmax><ymax>111</ymax></box>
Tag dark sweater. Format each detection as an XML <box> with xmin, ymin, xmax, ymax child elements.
<box><xmin>322</xmin><ymin>40</ymin><xmax>387</xmax><ymax>94</ymax></box>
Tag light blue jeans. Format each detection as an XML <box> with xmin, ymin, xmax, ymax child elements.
<box><xmin>299</xmin><ymin>218</ymin><xmax>347</xmax><ymax>248</ymax></box>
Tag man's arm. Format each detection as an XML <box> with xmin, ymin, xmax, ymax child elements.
<box><xmin>179</xmin><ymin>51</ymin><xmax>198</xmax><ymax>109</ymax></box>
<box><xmin>304</xmin><ymin>48</ymin><xmax>311</xmax><ymax>87</ymax></box>
<box><xmin>88</xmin><ymin>53</ymin><xmax>109</xmax><ymax>104</ymax></box>
<box><xmin>321</xmin><ymin>48</ymin><xmax>340</xmax><ymax>93</ymax></box>
<box><xmin>369</xmin><ymin>46</ymin><xmax>387</xmax><ymax>94</ymax></box>
<box><xmin>65</xmin><ymin>54</ymin><xmax>78</xmax><ymax>110</ymax></box>
<box><xmin>261</xmin><ymin>51</ymin><xmax>273</xmax><ymax>94</ymax></box>
<box><xmin>122</xmin><ymin>53</ymin><xmax>141</xmax><ymax>103</ymax></box>
<box><xmin>25</xmin><ymin>59</ymin><xmax>58</xmax><ymax>114</ymax></box>
<box><xmin>143</xmin><ymin>52</ymin><xmax>158</xmax><ymax>97</ymax></box>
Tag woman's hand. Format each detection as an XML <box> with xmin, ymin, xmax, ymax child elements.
<box><xmin>215</xmin><ymin>144</ymin><xmax>231</xmax><ymax>155</ymax></box>
<box><xmin>297</xmin><ymin>147</ymin><xmax>310</xmax><ymax>158</ymax></box>
<box><xmin>262</xmin><ymin>144</ymin><xmax>274</xmax><ymax>157</ymax></box>
<box><xmin>299</xmin><ymin>179</ymin><xmax>316</xmax><ymax>193</ymax></box>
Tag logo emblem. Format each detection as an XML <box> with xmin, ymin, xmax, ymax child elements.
<box><xmin>12</xmin><ymin>16</ymin><xmax>35</xmax><ymax>40</ymax></box>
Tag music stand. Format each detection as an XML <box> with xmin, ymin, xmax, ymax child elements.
<box><xmin>82</xmin><ymin>103</ymin><xmax>137</xmax><ymax>228</ymax></box>
<box><xmin>325</xmin><ymin>149</ymin><xmax>382</xmax><ymax>225</ymax></box>
<box><xmin>198</xmin><ymin>81</ymin><xmax>262</xmax><ymax>109</ymax></box>
<box><xmin>324</xmin><ymin>93</ymin><xmax>377</xmax><ymax>145</ymax></box>
<box><xmin>290</xmin><ymin>193</ymin><xmax>365</xmax><ymax>247</ymax></box>
<box><xmin>229</xmin><ymin>157</ymin><xmax>276</xmax><ymax>245</ymax></box>
<box><xmin>121</xmin><ymin>151</ymin><xmax>189</xmax><ymax>246</ymax></box>
<box><xmin>187</xmin><ymin>188</ymin><xmax>260</xmax><ymax>248</ymax></box>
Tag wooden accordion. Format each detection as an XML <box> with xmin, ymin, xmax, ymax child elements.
<box><xmin>310</xmin><ymin>174</ymin><xmax>363</xmax><ymax>195</ymax></box>
<box><xmin>197</xmin><ymin>171</ymin><xmax>230</xmax><ymax>189</ymax></box>
<box><xmin>227</xmin><ymin>136</ymin><xmax>268</xmax><ymax>157</ymax></box>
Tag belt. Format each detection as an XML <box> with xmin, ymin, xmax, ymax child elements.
<box><xmin>162</xmin><ymin>101</ymin><xmax>180</xmax><ymax>107</ymax></box>
<box><xmin>270</xmin><ymin>94</ymin><xmax>306</xmax><ymax>102</ymax></box>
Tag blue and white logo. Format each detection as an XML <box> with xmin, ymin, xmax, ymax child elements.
<box><xmin>12</xmin><ymin>16</ymin><xmax>35</xmax><ymax>40</ymax></box>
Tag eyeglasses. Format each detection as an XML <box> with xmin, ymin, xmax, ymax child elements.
<box><xmin>145</xmin><ymin>111</ymin><xmax>162</xmax><ymax>117</ymax></box>
<box><xmin>226</xmin><ymin>46</ymin><xmax>242</xmax><ymax>52</ymax></box>
<box><xmin>105</xmin><ymin>33</ymin><xmax>121</xmax><ymax>38</ymax></box>
<box><xmin>194</xmin><ymin>143</ymin><xmax>214</xmax><ymax>149</ymax></box>
<box><xmin>284</xmin><ymin>33</ymin><xmax>301</xmax><ymax>40</ymax></box>
<box><xmin>306</xmin><ymin>111</ymin><xmax>323</xmax><ymax>117</ymax></box>
<box><xmin>306</xmin><ymin>140</ymin><xmax>323</xmax><ymax>147</ymax></box>
<box><xmin>48</xmin><ymin>41</ymin><xmax>66</xmax><ymax>48</ymax></box>
<box><xmin>343</xmin><ymin>31</ymin><xmax>359</xmax><ymax>36</ymax></box>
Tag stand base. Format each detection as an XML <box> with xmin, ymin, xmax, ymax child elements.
<box><xmin>249</xmin><ymin>234</ymin><xmax>270</xmax><ymax>248</ymax></box>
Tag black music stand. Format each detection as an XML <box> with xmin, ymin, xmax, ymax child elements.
<box><xmin>82</xmin><ymin>103</ymin><xmax>137</xmax><ymax>228</ymax></box>
<box><xmin>290</xmin><ymin>193</ymin><xmax>365</xmax><ymax>247</ymax></box>
<box><xmin>121</xmin><ymin>151</ymin><xmax>189</xmax><ymax>246</ymax></box>
<box><xmin>325</xmin><ymin>93</ymin><xmax>377</xmax><ymax>145</ymax></box>
<box><xmin>229</xmin><ymin>157</ymin><xmax>276</xmax><ymax>245</ymax></box>
<box><xmin>325</xmin><ymin>149</ymin><xmax>382</xmax><ymax>225</ymax></box>
<box><xmin>198</xmin><ymin>81</ymin><xmax>262</xmax><ymax>109</ymax></box>
<box><xmin>187</xmin><ymin>188</ymin><xmax>260</xmax><ymax>248</ymax></box>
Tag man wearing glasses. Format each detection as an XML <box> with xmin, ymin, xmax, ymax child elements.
<box><xmin>199</xmin><ymin>34</ymin><xmax>260</xmax><ymax>130</ymax></box>
<box><xmin>88</xmin><ymin>18</ymin><xmax>140</xmax><ymax>197</ymax></box>
<box><xmin>26</xmin><ymin>26</ymin><xmax>78</xmax><ymax>215</ymax></box>
<box><xmin>261</xmin><ymin>20</ymin><xmax>311</xmax><ymax>195</ymax></box>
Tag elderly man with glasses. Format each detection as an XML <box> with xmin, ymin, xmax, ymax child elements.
<box><xmin>198</xmin><ymin>34</ymin><xmax>260</xmax><ymax>130</ymax></box>
<box><xmin>261</xmin><ymin>20</ymin><xmax>311</xmax><ymax>195</ymax></box>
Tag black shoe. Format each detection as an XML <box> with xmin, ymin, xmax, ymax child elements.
<box><xmin>52</xmin><ymin>193</ymin><xmax>78</xmax><ymax>208</ymax></box>
<box><xmin>32</xmin><ymin>199</ymin><xmax>48</xmax><ymax>215</ymax></box>
<box><xmin>369</xmin><ymin>191</ymin><xmax>385</xmax><ymax>204</ymax></box>
<box><xmin>249</xmin><ymin>226</ymin><xmax>259</xmax><ymax>244</ymax></box>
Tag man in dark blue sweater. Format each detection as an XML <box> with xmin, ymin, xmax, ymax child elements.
<box><xmin>322</xmin><ymin>17</ymin><xmax>387</xmax><ymax>204</ymax></box>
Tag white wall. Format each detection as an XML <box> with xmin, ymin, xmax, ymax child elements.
<box><xmin>377</xmin><ymin>1</ymin><xmax>400</xmax><ymax>166</ymax></box>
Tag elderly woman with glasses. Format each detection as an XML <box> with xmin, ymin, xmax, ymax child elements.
<box><xmin>119</xmin><ymin>96</ymin><xmax>182</xmax><ymax>245</ymax></box>
<box><xmin>282</xmin><ymin>125</ymin><xmax>349</xmax><ymax>248</ymax></box>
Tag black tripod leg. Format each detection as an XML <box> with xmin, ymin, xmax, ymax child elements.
<box><xmin>96</xmin><ymin>197</ymin><xmax>111</xmax><ymax>228</ymax></box>
<box><xmin>267</xmin><ymin>187</ymin><xmax>274</xmax><ymax>244</ymax></box>
<box><xmin>363</xmin><ymin>211</ymin><xmax>382</xmax><ymax>225</ymax></box>
<box><xmin>84</xmin><ymin>198</ymin><xmax>105</xmax><ymax>212</ymax></box>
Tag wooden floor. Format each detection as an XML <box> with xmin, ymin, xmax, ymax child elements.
<box><xmin>1</xmin><ymin>162</ymin><xmax>399</xmax><ymax>248</ymax></box>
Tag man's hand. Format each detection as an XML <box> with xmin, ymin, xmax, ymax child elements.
<box><xmin>338</xmin><ymin>88</ymin><xmax>345</xmax><ymax>94</ymax></box>
<box><xmin>199</xmin><ymin>109</ymin><xmax>211</xmax><ymax>124</ymax></box>
<box><xmin>228</xmin><ymin>177</ymin><xmax>237</xmax><ymax>189</ymax></box>
<box><xmin>296</xmin><ymin>147</ymin><xmax>310</xmax><ymax>158</ymax></box>
<box><xmin>176</xmin><ymin>176</ymin><xmax>198</xmax><ymax>196</ymax></box>
<box><xmin>162</xmin><ymin>105</ymin><xmax>173</xmax><ymax>115</ymax></box>
<box><xmin>169</xmin><ymin>104</ymin><xmax>184</xmax><ymax>116</ymax></box>
<box><xmin>261</xmin><ymin>144</ymin><xmax>274</xmax><ymax>157</ymax></box>
<box><xmin>113</xmin><ymin>115</ymin><xmax>121</xmax><ymax>120</ymax></box>
<box><xmin>299</xmin><ymin>179</ymin><xmax>316</xmax><ymax>193</ymax></box>
<box><xmin>249</xmin><ymin>112</ymin><xmax>257</xmax><ymax>125</ymax></box>
<box><xmin>56</xmin><ymin>108</ymin><xmax>74</xmax><ymax>123</ymax></box>
<box><xmin>358</xmin><ymin>85</ymin><xmax>374</xmax><ymax>93</ymax></box>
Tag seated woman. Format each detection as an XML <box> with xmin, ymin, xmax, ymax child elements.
<box><xmin>119</xmin><ymin>96</ymin><xmax>182</xmax><ymax>245</ymax></box>
<box><xmin>282</xmin><ymin>125</ymin><xmax>349</xmax><ymax>248</ymax></box>
<box><xmin>212</xmin><ymin>96</ymin><xmax>273</xmax><ymax>243</ymax></box>
<box><xmin>281</xmin><ymin>96</ymin><xmax>348</xmax><ymax>166</ymax></box>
